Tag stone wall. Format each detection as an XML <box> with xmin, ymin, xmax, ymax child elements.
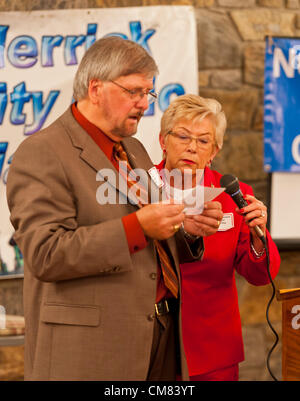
<box><xmin>1</xmin><ymin>0</ymin><xmax>300</xmax><ymax>381</ymax></box>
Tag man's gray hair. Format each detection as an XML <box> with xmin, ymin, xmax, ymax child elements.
<box><xmin>73</xmin><ymin>36</ymin><xmax>159</xmax><ymax>101</ymax></box>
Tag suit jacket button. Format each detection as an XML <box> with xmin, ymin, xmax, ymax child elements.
<box><xmin>150</xmin><ymin>272</ymin><xmax>157</xmax><ymax>280</ymax></box>
<box><xmin>147</xmin><ymin>313</ymin><xmax>155</xmax><ymax>321</ymax></box>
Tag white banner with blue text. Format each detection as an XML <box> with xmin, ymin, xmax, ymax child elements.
<box><xmin>0</xmin><ymin>6</ymin><xmax>198</xmax><ymax>275</ymax></box>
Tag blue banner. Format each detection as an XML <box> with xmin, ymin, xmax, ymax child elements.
<box><xmin>264</xmin><ymin>37</ymin><xmax>300</xmax><ymax>172</ymax></box>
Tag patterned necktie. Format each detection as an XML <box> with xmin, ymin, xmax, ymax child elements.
<box><xmin>113</xmin><ymin>142</ymin><xmax>179</xmax><ymax>298</ymax></box>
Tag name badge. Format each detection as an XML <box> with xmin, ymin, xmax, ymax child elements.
<box><xmin>148</xmin><ymin>167</ymin><xmax>164</xmax><ymax>188</ymax></box>
<box><xmin>218</xmin><ymin>213</ymin><xmax>234</xmax><ymax>231</ymax></box>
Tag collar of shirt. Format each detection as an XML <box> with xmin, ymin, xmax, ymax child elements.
<box><xmin>71</xmin><ymin>102</ymin><xmax>115</xmax><ymax>163</ymax></box>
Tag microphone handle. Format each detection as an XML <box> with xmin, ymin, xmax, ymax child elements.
<box><xmin>253</xmin><ymin>225</ymin><xmax>265</xmax><ymax>240</ymax></box>
<box><xmin>231</xmin><ymin>191</ymin><xmax>265</xmax><ymax>240</ymax></box>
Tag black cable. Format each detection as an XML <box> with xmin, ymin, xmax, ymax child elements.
<box><xmin>260</xmin><ymin>235</ymin><xmax>279</xmax><ymax>381</ymax></box>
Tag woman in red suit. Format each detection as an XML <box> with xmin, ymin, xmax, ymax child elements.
<box><xmin>157</xmin><ymin>94</ymin><xmax>280</xmax><ymax>381</ymax></box>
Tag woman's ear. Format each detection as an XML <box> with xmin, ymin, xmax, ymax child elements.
<box><xmin>211</xmin><ymin>146</ymin><xmax>220</xmax><ymax>162</ymax></box>
<box><xmin>207</xmin><ymin>146</ymin><xmax>220</xmax><ymax>167</ymax></box>
<box><xmin>88</xmin><ymin>79</ymin><xmax>102</xmax><ymax>104</ymax></box>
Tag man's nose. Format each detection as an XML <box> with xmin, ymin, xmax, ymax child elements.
<box><xmin>136</xmin><ymin>93</ymin><xmax>149</xmax><ymax>110</ymax></box>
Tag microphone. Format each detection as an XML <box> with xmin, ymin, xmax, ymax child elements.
<box><xmin>220</xmin><ymin>174</ymin><xmax>265</xmax><ymax>240</ymax></box>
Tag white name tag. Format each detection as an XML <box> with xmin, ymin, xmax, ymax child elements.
<box><xmin>148</xmin><ymin>167</ymin><xmax>164</xmax><ymax>188</ymax></box>
<box><xmin>218</xmin><ymin>213</ymin><xmax>234</xmax><ymax>231</ymax></box>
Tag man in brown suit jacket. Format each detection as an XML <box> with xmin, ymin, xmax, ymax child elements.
<box><xmin>6</xmin><ymin>37</ymin><xmax>222</xmax><ymax>381</ymax></box>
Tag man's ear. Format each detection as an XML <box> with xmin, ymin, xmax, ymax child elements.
<box><xmin>88</xmin><ymin>79</ymin><xmax>103</xmax><ymax>104</ymax></box>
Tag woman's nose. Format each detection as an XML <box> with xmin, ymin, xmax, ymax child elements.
<box><xmin>186</xmin><ymin>138</ymin><xmax>197</xmax><ymax>152</ymax></box>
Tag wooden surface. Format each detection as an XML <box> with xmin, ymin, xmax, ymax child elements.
<box><xmin>277</xmin><ymin>288</ymin><xmax>300</xmax><ymax>301</ymax></box>
<box><xmin>0</xmin><ymin>278</ymin><xmax>24</xmax><ymax>380</ymax></box>
<box><xmin>0</xmin><ymin>315</ymin><xmax>25</xmax><ymax>336</ymax></box>
<box><xmin>0</xmin><ymin>345</ymin><xmax>24</xmax><ymax>381</ymax></box>
<box><xmin>278</xmin><ymin>289</ymin><xmax>300</xmax><ymax>381</ymax></box>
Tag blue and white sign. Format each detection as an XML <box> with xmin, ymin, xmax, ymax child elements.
<box><xmin>264</xmin><ymin>37</ymin><xmax>300</xmax><ymax>173</ymax></box>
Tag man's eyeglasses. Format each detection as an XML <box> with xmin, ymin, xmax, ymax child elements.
<box><xmin>167</xmin><ymin>131</ymin><xmax>214</xmax><ymax>148</ymax></box>
<box><xmin>110</xmin><ymin>80</ymin><xmax>158</xmax><ymax>104</ymax></box>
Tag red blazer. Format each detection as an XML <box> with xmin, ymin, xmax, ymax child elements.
<box><xmin>157</xmin><ymin>162</ymin><xmax>281</xmax><ymax>376</ymax></box>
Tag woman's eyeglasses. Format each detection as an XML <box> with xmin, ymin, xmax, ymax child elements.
<box><xmin>167</xmin><ymin>131</ymin><xmax>214</xmax><ymax>148</ymax></box>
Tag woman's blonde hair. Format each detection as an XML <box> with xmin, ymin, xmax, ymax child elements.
<box><xmin>160</xmin><ymin>94</ymin><xmax>227</xmax><ymax>150</ymax></box>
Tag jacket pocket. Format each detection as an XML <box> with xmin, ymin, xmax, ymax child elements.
<box><xmin>41</xmin><ymin>303</ymin><xmax>100</xmax><ymax>327</ymax></box>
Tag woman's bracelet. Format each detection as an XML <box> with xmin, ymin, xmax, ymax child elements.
<box><xmin>181</xmin><ymin>223</ymin><xmax>200</xmax><ymax>242</ymax></box>
<box><xmin>250</xmin><ymin>241</ymin><xmax>265</xmax><ymax>258</ymax></box>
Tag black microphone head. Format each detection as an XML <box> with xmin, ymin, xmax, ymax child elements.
<box><xmin>220</xmin><ymin>174</ymin><xmax>248</xmax><ymax>209</ymax></box>
<box><xmin>220</xmin><ymin>174</ymin><xmax>240</xmax><ymax>195</ymax></box>
<box><xmin>220</xmin><ymin>174</ymin><xmax>265</xmax><ymax>240</ymax></box>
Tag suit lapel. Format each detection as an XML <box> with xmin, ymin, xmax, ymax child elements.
<box><xmin>122</xmin><ymin>138</ymin><xmax>165</xmax><ymax>205</ymax></box>
<box><xmin>60</xmin><ymin>108</ymin><xmax>135</xmax><ymax>204</ymax></box>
